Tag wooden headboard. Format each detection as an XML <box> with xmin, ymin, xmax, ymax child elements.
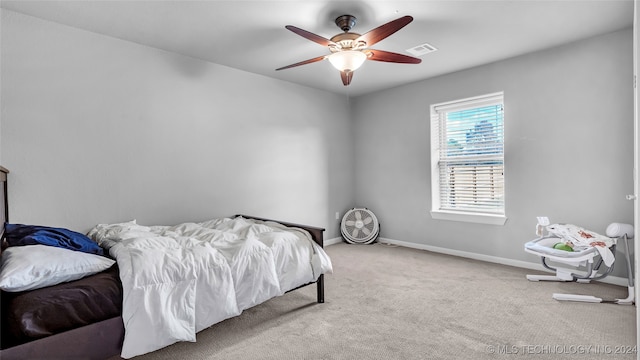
<box><xmin>0</xmin><ymin>166</ymin><xmax>8</xmax><ymax>249</ymax></box>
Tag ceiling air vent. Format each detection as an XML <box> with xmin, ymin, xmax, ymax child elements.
<box><xmin>406</xmin><ymin>43</ymin><xmax>437</xmax><ymax>57</ymax></box>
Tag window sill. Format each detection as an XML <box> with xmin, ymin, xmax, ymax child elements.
<box><xmin>430</xmin><ymin>210</ymin><xmax>507</xmax><ymax>225</ymax></box>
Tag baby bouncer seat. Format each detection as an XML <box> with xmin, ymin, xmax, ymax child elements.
<box><xmin>524</xmin><ymin>217</ymin><xmax>634</xmax><ymax>304</ymax></box>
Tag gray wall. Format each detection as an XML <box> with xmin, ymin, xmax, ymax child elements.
<box><xmin>1</xmin><ymin>9</ymin><xmax>635</xmax><ymax>276</ymax></box>
<box><xmin>0</xmin><ymin>9</ymin><xmax>355</xmax><ymax>236</ymax></box>
<box><xmin>351</xmin><ymin>28</ymin><xmax>634</xmax><ymax>273</ymax></box>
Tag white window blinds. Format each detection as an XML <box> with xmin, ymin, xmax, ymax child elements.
<box><xmin>431</xmin><ymin>92</ymin><xmax>504</xmax><ymax>216</ymax></box>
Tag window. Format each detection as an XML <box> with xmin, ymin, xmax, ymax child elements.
<box><xmin>430</xmin><ymin>92</ymin><xmax>506</xmax><ymax>225</ymax></box>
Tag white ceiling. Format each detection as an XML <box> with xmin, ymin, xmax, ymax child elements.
<box><xmin>1</xmin><ymin>0</ymin><xmax>634</xmax><ymax>97</ymax></box>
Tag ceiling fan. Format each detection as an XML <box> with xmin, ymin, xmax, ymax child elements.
<box><xmin>276</xmin><ymin>14</ymin><xmax>421</xmax><ymax>86</ymax></box>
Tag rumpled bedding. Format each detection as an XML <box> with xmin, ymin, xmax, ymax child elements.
<box><xmin>87</xmin><ymin>216</ymin><xmax>333</xmax><ymax>359</ymax></box>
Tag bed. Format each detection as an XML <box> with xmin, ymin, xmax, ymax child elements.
<box><xmin>0</xmin><ymin>166</ymin><xmax>333</xmax><ymax>359</ymax></box>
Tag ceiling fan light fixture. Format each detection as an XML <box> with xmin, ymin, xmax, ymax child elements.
<box><xmin>327</xmin><ymin>50</ymin><xmax>367</xmax><ymax>72</ymax></box>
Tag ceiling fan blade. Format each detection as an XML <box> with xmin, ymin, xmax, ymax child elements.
<box><xmin>340</xmin><ymin>70</ymin><xmax>353</xmax><ymax>86</ymax></box>
<box><xmin>365</xmin><ymin>49</ymin><xmax>421</xmax><ymax>64</ymax></box>
<box><xmin>285</xmin><ymin>25</ymin><xmax>336</xmax><ymax>47</ymax></box>
<box><xmin>356</xmin><ymin>16</ymin><xmax>413</xmax><ymax>47</ymax></box>
<box><xmin>276</xmin><ymin>55</ymin><xmax>327</xmax><ymax>71</ymax></box>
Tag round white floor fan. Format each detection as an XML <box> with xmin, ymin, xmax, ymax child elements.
<box><xmin>341</xmin><ymin>208</ymin><xmax>379</xmax><ymax>244</ymax></box>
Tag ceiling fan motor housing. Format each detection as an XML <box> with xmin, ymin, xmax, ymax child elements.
<box><xmin>341</xmin><ymin>208</ymin><xmax>380</xmax><ymax>244</ymax></box>
<box><xmin>335</xmin><ymin>15</ymin><xmax>357</xmax><ymax>32</ymax></box>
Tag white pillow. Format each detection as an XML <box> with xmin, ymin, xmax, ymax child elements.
<box><xmin>0</xmin><ymin>244</ymin><xmax>115</xmax><ymax>292</ymax></box>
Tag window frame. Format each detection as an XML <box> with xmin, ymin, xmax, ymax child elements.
<box><xmin>430</xmin><ymin>92</ymin><xmax>507</xmax><ymax>225</ymax></box>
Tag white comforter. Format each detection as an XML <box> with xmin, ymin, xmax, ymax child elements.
<box><xmin>88</xmin><ymin>216</ymin><xmax>333</xmax><ymax>358</ymax></box>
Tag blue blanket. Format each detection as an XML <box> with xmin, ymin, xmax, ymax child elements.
<box><xmin>4</xmin><ymin>223</ymin><xmax>104</xmax><ymax>256</ymax></box>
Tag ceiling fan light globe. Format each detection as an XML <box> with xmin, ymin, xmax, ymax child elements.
<box><xmin>328</xmin><ymin>51</ymin><xmax>367</xmax><ymax>72</ymax></box>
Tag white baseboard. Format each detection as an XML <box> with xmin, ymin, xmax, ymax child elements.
<box><xmin>377</xmin><ymin>237</ymin><xmax>631</xmax><ymax>288</ymax></box>
<box><xmin>324</xmin><ymin>237</ymin><xmax>343</xmax><ymax>246</ymax></box>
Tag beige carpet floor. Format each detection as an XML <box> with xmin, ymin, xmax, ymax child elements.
<box><xmin>112</xmin><ymin>242</ymin><xmax>637</xmax><ymax>360</ymax></box>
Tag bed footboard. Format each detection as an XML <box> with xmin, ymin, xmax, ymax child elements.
<box><xmin>235</xmin><ymin>214</ymin><xmax>326</xmax><ymax>303</ymax></box>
